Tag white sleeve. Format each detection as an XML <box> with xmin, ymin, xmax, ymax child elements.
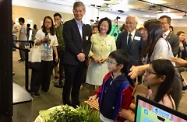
<box><xmin>52</xmin><ymin>35</ymin><xmax>58</xmax><ymax>46</ymax></box>
<box><xmin>34</xmin><ymin>30</ymin><xmax>42</xmax><ymax>43</ymax></box>
<box><xmin>152</xmin><ymin>40</ymin><xmax>171</xmax><ymax>60</ymax></box>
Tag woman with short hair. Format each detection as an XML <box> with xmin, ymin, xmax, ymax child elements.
<box><xmin>86</xmin><ymin>17</ymin><xmax>116</xmax><ymax>96</ymax></box>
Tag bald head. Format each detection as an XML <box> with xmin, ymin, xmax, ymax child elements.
<box><xmin>125</xmin><ymin>15</ymin><xmax>138</xmax><ymax>32</ymax></box>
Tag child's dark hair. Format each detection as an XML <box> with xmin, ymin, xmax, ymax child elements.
<box><xmin>150</xmin><ymin>59</ymin><xmax>175</xmax><ymax>103</ymax></box>
<box><xmin>108</xmin><ymin>49</ymin><xmax>129</xmax><ymax>74</ymax></box>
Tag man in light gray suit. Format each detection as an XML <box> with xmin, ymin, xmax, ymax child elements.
<box><xmin>116</xmin><ymin>15</ymin><xmax>145</xmax><ymax>86</ymax></box>
<box><xmin>159</xmin><ymin>15</ymin><xmax>179</xmax><ymax>56</ymax></box>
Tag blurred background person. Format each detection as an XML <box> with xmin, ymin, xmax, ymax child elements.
<box><xmin>18</xmin><ymin>17</ymin><xmax>27</xmax><ymax>62</ymax></box>
<box><xmin>26</xmin><ymin>24</ymin><xmax>31</xmax><ymax>41</ymax></box>
<box><xmin>31</xmin><ymin>24</ymin><xmax>38</xmax><ymax>41</ymax></box>
<box><xmin>177</xmin><ymin>31</ymin><xmax>187</xmax><ymax>60</ymax></box>
<box><xmin>138</xmin><ymin>27</ymin><xmax>147</xmax><ymax>64</ymax></box>
<box><xmin>137</xmin><ymin>27</ymin><xmax>144</xmax><ymax>34</ymax></box>
<box><xmin>12</xmin><ymin>20</ymin><xmax>18</xmax><ymax>51</ymax></box>
<box><xmin>120</xmin><ymin>23</ymin><xmax>127</xmax><ymax>33</ymax></box>
<box><xmin>176</xmin><ymin>31</ymin><xmax>187</xmax><ymax>91</ymax></box>
<box><xmin>53</xmin><ymin>13</ymin><xmax>65</xmax><ymax>85</ymax></box>
<box><xmin>169</xmin><ymin>25</ymin><xmax>174</xmax><ymax>33</ymax></box>
<box><xmin>86</xmin><ymin>17</ymin><xmax>116</xmax><ymax>96</ymax></box>
<box><xmin>92</xmin><ymin>25</ymin><xmax>99</xmax><ymax>34</ymax></box>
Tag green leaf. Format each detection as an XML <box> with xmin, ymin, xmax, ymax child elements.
<box><xmin>46</xmin><ymin>104</ymin><xmax>100</xmax><ymax>122</ymax></box>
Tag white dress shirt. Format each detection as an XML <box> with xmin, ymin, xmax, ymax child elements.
<box><xmin>127</xmin><ymin>29</ymin><xmax>136</xmax><ymax>44</ymax></box>
<box><xmin>163</xmin><ymin>30</ymin><xmax>170</xmax><ymax>39</ymax></box>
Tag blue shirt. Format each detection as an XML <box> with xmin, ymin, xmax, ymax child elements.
<box><xmin>75</xmin><ymin>19</ymin><xmax>83</xmax><ymax>40</ymax></box>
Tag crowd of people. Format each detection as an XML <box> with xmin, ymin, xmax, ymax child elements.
<box><xmin>12</xmin><ymin>1</ymin><xmax>187</xmax><ymax>121</ymax></box>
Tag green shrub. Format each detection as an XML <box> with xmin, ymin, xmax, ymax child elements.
<box><xmin>46</xmin><ymin>104</ymin><xmax>100</xmax><ymax>122</ymax></box>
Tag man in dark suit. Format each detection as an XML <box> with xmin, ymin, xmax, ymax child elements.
<box><xmin>116</xmin><ymin>15</ymin><xmax>145</xmax><ymax>86</ymax></box>
<box><xmin>159</xmin><ymin>15</ymin><xmax>179</xmax><ymax>56</ymax></box>
<box><xmin>62</xmin><ymin>1</ymin><xmax>92</xmax><ymax>107</ymax></box>
<box><xmin>159</xmin><ymin>15</ymin><xmax>181</xmax><ymax>109</ymax></box>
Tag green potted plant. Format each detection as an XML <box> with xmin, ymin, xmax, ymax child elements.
<box><xmin>45</xmin><ymin>104</ymin><xmax>100</xmax><ymax>122</ymax></box>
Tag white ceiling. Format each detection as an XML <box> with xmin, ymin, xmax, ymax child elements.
<box><xmin>37</xmin><ymin>0</ymin><xmax>187</xmax><ymax>19</ymax></box>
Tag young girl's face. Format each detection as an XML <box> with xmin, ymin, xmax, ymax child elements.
<box><xmin>143</xmin><ymin>64</ymin><xmax>163</xmax><ymax>87</ymax></box>
<box><xmin>106</xmin><ymin>57</ymin><xmax>119</xmax><ymax>72</ymax></box>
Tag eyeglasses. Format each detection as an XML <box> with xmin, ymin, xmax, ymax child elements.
<box><xmin>73</xmin><ymin>10</ymin><xmax>84</xmax><ymax>14</ymax></box>
<box><xmin>145</xmin><ymin>69</ymin><xmax>156</xmax><ymax>76</ymax></box>
<box><xmin>106</xmin><ymin>59</ymin><xmax>118</xmax><ymax>65</ymax></box>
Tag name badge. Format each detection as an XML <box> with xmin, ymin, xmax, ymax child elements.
<box><xmin>134</xmin><ymin>36</ymin><xmax>141</xmax><ymax>41</ymax></box>
<box><xmin>86</xmin><ymin>36</ymin><xmax>89</xmax><ymax>40</ymax></box>
<box><xmin>105</xmin><ymin>40</ymin><xmax>111</xmax><ymax>45</ymax></box>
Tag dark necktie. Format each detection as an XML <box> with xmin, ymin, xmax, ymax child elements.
<box><xmin>128</xmin><ymin>33</ymin><xmax>132</xmax><ymax>48</ymax></box>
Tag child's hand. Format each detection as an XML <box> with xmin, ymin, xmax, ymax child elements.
<box><xmin>89</xmin><ymin>95</ymin><xmax>97</xmax><ymax>102</ymax></box>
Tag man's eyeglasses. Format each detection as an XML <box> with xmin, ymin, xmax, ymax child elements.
<box><xmin>106</xmin><ymin>59</ymin><xmax>118</xmax><ymax>65</ymax></box>
<box><xmin>73</xmin><ymin>10</ymin><xmax>84</xmax><ymax>14</ymax></box>
<box><xmin>145</xmin><ymin>69</ymin><xmax>156</xmax><ymax>76</ymax></box>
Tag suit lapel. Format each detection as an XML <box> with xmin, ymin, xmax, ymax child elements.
<box><xmin>82</xmin><ymin>24</ymin><xmax>86</xmax><ymax>42</ymax></box>
<box><xmin>165</xmin><ymin>32</ymin><xmax>172</xmax><ymax>41</ymax></box>
<box><xmin>123</xmin><ymin>32</ymin><xmax>128</xmax><ymax>50</ymax></box>
<box><xmin>133</xmin><ymin>30</ymin><xmax>137</xmax><ymax>41</ymax></box>
<box><xmin>128</xmin><ymin>30</ymin><xmax>138</xmax><ymax>50</ymax></box>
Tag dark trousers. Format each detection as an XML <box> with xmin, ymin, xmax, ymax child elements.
<box><xmin>58</xmin><ymin>49</ymin><xmax>64</xmax><ymax>81</ymax></box>
<box><xmin>40</xmin><ymin>61</ymin><xmax>53</xmax><ymax>92</ymax></box>
<box><xmin>30</xmin><ymin>69</ymin><xmax>41</xmax><ymax>93</ymax></box>
<box><xmin>19</xmin><ymin>42</ymin><xmax>26</xmax><ymax>60</ymax></box>
<box><xmin>30</xmin><ymin>61</ymin><xmax>53</xmax><ymax>92</ymax></box>
<box><xmin>62</xmin><ymin>63</ymin><xmax>84</xmax><ymax>107</ymax></box>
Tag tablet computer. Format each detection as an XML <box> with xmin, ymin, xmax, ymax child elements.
<box><xmin>135</xmin><ymin>95</ymin><xmax>187</xmax><ymax>122</ymax></box>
